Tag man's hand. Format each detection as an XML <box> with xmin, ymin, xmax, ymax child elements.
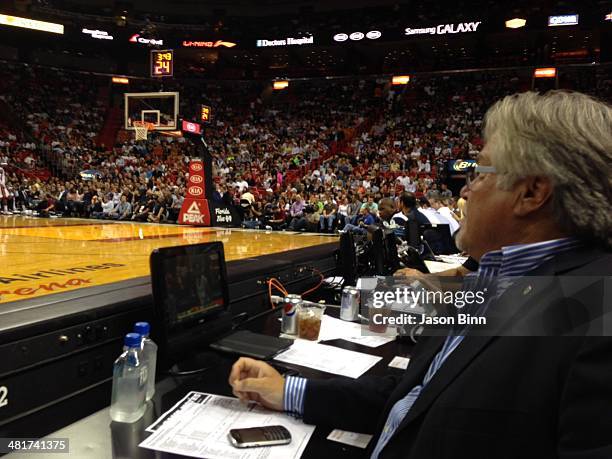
<box><xmin>394</xmin><ymin>267</ymin><xmax>443</xmax><ymax>292</ymax></box>
<box><xmin>394</xmin><ymin>267</ymin><xmax>428</xmax><ymax>278</ymax></box>
<box><xmin>228</xmin><ymin>357</ymin><xmax>285</xmax><ymax>411</ymax></box>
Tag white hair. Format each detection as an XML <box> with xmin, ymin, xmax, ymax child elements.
<box><xmin>483</xmin><ymin>90</ymin><xmax>612</xmax><ymax>248</ymax></box>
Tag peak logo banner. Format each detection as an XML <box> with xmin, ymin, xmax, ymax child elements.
<box><xmin>179</xmin><ymin>159</ymin><xmax>211</xmax><ymax>226</ymax></box>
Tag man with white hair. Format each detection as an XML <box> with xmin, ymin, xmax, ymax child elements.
<box><xmin>227</xmin><ymin>91</ymin><xmax>612</xmax><ymax>458</ymax></box>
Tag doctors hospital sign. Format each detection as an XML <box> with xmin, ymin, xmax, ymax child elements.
<box><xmin>405</xmin><ymin>21</ymin><xmax>482</xmax><ymax>36</ymax></box>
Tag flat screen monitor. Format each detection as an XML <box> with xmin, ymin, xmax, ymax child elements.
<box><xmin>339</xmin><ymin>231</ymin><xmax>357</xmax><ymax>286</ymax></box>
<box><xmin>150</xmin><ymin>242</ymin><xmax>230</xmax><ymax>367</ymax></box>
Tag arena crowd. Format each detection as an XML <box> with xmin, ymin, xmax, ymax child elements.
<box><xmin>1</xmin><ymin>61</ymin><xmax>610</xmax><ymax>233</ymax></box>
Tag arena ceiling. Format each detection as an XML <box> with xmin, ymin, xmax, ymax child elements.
<box><xmin>44</xmin><ymin>0</ymin><xmax>403</xmax><ymax>17</ymax></box>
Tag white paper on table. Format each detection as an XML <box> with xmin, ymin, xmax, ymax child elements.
<box><xmin>318</xmin><ymin>315</ymin><xmax>396</xmax><ymax>347</ymax></box>
<box><xmin>139</xmin><ymin>391</ymin><xmax>315</xmax><ymax>459</ymax></box>
<box><xmin>437</xmin><ymin>254</ymin><xmax>468</xmax><ymax>265</ymax></box>
<box><xmin>273</xmin><ymin>339</ymin><xmax>382</xmax><ymax>378</ymax></box>
<box><xmin>324</xmin><ymin>276</ymin><xmax>344</xmax><ymax>285</ymax></box>
<box><xmin>327</xmin><ymin>429</ymin><xmax>373</xmax><ymax>449</ymax></box>
<box><xmin>388</xmin><ymin>356</ymin><xmax>410</xmax><ymax>370</ymax></box>
<box><xmin>280</xmin><ymin>315</ymin><xmax>396</xmax><ymax>348</ymax></box>
<box><xmin>425</xmin><ymin>260</ymin><xmax>461</xmax><ymax>273</ymax></box>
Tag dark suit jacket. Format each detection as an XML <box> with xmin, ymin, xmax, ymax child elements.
<box><xmin>303</xmin><ymin>246</ymin><xmax>612</xmax><ymax>459</ymax></box>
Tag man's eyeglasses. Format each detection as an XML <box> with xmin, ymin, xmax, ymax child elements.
<box><xmin>466</xmin><ymin>165</ymin><xmax>496</xmax><ymax>186</ymax></box>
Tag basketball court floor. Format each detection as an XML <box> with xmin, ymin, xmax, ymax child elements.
<box><xmin>0</xmin><ymin>216</ymin><xmax>336</xmax><ymax>304</ymax></box>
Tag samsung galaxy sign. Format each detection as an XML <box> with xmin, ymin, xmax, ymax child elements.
<box><xmin>334</xmin><ymin>30</ymin><xmax>382</xmax><ymax>42</ymax></box>
<box><xmin>256</xmin><ymin>36</ymin><xmax>313</xmax><ymax>47</ymax></box>
<box><xmin>405</xmin><ymin>21</ymin><xmax>482</xmax><ymax>36</ymax></box>
<box><xmin>548</xmin><ymin>15</ymin><xmax>579</xmax><ymax>26</ymax></box>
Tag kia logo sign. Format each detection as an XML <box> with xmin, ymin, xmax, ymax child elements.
<box><xmin>334</xmin><ymin>30</ymin><xmax>381</xmax><ymax>42</ymax></box>
<box><xmin>189</xmin><ymin>186</ymin><xmax>204</xmax><ymax>196</ymax></box>
<box><xmin>190</xmin><ymin>175</ymin><xmax>203</xmax><ymax>184</ymax></box>
<box><xmin>191</xmin><ymin>162</ymin><xmax>203</xmax><ymax>171</ymax></box>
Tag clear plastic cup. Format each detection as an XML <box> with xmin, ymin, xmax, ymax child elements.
<box><xmin>368</xmin><ymin>305</ymin><xmax>390</xmax><ymax>333</ymax></box>
<box><xmin>297</xmin><ymin>303</ymin><xmax>325</xmax><ymax>341</ymax></box>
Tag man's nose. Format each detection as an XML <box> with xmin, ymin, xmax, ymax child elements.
<box><xmin>460</xmin><ymin>184</ymin><xmax>469</xmax><ymax>199</ymax></box>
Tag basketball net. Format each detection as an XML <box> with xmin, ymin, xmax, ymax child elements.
<box><xmin>133</xmin><ymin>121</ymin><xmax>155</xmax><ymax>141</ymax></box>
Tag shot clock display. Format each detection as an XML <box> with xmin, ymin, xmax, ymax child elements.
<box><xmin>201</xmin><ymin>105</ymin><xmax>211</xmax><ymax>123</ymax></box>
<box><xmin>151</xmin><ymin>50</ymin><xmax>174</xmax><ymax>77</ymax></box>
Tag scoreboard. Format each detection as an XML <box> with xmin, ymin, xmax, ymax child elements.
<box><xmin>200</xmin><ymin>105</ymin><xmax>211</xmax><ymax>123</ymax></box>
<box><xmin>151</xmin><ymin>49</ymin><xmax>174</xmax><ymax>77</ymax></box>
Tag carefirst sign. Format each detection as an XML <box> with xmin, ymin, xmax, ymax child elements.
<box><xmin>256</xmin><ymin>36</ymin><xmax>314</xmax><ymax>47</ymax></box>
<box><xmin>405</xmin><ymin>21</ymin><xmax>482</xmax><ymax>36</ymax></box>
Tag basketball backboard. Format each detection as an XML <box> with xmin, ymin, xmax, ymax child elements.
<box><xmin>124</xmin><ymin>92</ymin><xmax>179</xmax><ymax>131</ymax></box>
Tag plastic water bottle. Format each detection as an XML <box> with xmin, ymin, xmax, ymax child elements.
<box><xmin>110</xmin><ymin>333</ymin><xmax>147</xmax><ymax>422</ymax></box>
<box><xmin>134</xmin><ymin>322</ymin><xmax>157</xmax><ymax>401</ymax></box>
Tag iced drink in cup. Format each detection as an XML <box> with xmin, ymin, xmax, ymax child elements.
<box><xmin>297</xmin><ymin>303</ymin><xmax>325</xmax><ymax>341</ymax></box>
<box><xmin>368</xmin><ymin>305</ymin><xmax>389</xmax><ymax>333</ymax></box>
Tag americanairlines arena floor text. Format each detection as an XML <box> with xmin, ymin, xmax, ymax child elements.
<box><xmin>0</xmin><ymin>216</ymin><xmax>336</xmax><ymax>304</ymax></box>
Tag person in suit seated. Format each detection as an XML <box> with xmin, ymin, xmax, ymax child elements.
<box><xmin>392</xmin><ymin>192</ymin><xmax>431</xmax><ymax>227</ymax></box>
<box><xmin>228</xmin><ymin>91</ymin><xmax>612</xmax><ymax>459</ymax></box>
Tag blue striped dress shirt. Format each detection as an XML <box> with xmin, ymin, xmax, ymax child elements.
<box><xmin>283</xmin><ymin>237</ymin><xmax>581</xmax><ymax>457</ymax></box>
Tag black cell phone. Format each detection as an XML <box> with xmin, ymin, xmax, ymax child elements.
<box><xmin>228</xmin><ymin>425</ymin><xmax>292</xmax><ymax>448</ymax></box>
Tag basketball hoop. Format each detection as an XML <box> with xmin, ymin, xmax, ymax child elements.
<box><xmin>133</xmin><ymin>121</ymin><xmax>155</xmax><ymax>141</ymax></box>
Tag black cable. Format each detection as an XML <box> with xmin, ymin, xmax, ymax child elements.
<box><xmin>231</xmin><ymin>303</ymin><xmax>283</xmax><ymax>331</ymax></box>
<box><xmin>166</xmin><ymin>366</ymin><xmax>212</xmax><ymax>377</ymax></box>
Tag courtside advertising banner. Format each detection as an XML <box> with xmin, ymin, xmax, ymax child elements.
<box><xmin>179</xmin><ymin>160</ymin><xmax>211</xmax><ymax>226</ymax></box>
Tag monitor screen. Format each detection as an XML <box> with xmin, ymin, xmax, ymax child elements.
<box><xmin>150</xmin><ymin>242</ymin><xmax>229</xmax><ymax>364</ymax></box>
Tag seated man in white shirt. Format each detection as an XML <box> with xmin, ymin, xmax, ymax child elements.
<box><xmin>430</xmin><ymin>196</ymin><xmax>460</xmax><ymax>235</ymax></box>
<box><xmin>417</xmin><ymin>197</ymin><xmax>454</xmax><ymax>227</ymax></box>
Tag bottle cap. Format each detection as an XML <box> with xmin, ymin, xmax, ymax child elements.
<box><xmin>124</xmin><ymin>333</ymin><xmax>142</xmax><ymax>348</ymax></box>
<box><xmin>134</xmin><ymin>322</ymin><xmax>150</xmax><ymax>336</ymax></box>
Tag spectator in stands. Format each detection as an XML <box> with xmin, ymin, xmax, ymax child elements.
<box><xmin>318</xmin><ymin>202</ymin><xmax>337</xmax><ymax>233</ymax></box>
<box><xmin>92</xmin><ymin>194</ymin><xmax>114</xmax><ymax>219</ymax></box>
<box><xmin>89</xmin><ymin>194</ymin><xmax>103</xmax><ymax>217</ymax></box>
<box><xmin>148</xmin><ymin>195</ymin><xmax>166</xmax><ymax>223</ymax></box>
<box><xmin>439</xmin><ymin>183</ymin><xmax>453</xmax><ymax>198</ymax></box>
<box><xmin>342</xmin><ymin>205</ymin><xmax>376</xmax><ymax>234</ymax></box>
<box><xmin>109</xmin><ymin>195</ymin><xmax>132</xmax><ymax>220</ymax></box>
<box><xmin>418</xmin><ymin>197</ymin><xmax>452</xmax><ymax>226</ymax></box>
<box><xmin>0</xmin><ymin>163</ymin><xmax>9</xmax><ymax>214</ymax></box>
<box><xmin>377</xmin><ymin>197</ymin><xmax>399</xmax><ymax>229</ymax></box>
<box><xmin>132</xmin><ymin>195</ymin><xmax>155</xmax><ymax>222</ymax></box>
<box><xmin>289</xmin><ymin>195</ymin><xmax>305</xmax><ymax>220</ymax></box>
<box><xmin>430</xmin><ymin>196</ymin><xmax>460</xmax><ymax>234</ymax></box>
<box><xmin>393</xmin><ymin>192</ymin><xmax>431</xmax><ymax>226</ymax></box>
<box><xmin>36</xmin><ymin>193</ymin><xmax>56</xmax><ymax>217</ymax></box>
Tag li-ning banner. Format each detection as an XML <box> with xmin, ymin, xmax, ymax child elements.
<box><xmin>179</xmin><ymin>160</ymin><xmax>211</xmax><ymax>226</ymax></box>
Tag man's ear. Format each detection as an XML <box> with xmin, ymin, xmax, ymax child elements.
<box><xmin>512</xmin><ymin>176</ymin><xmax>554</xmax><ymax>217</ymax></box>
